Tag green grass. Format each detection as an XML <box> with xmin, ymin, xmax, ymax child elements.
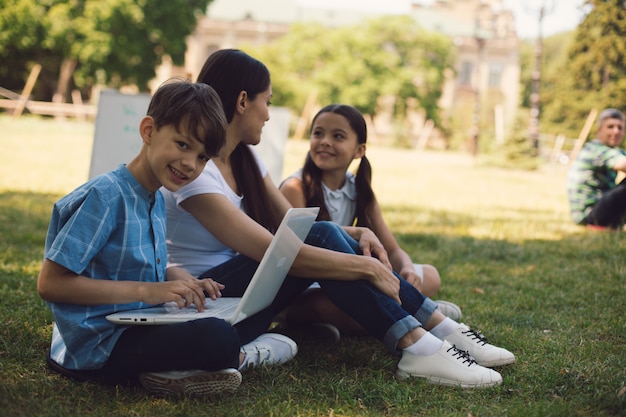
<box><xmin>1</xmin><ymin>114</ymin><xmax>625</xmax><ymax>416</ymax></box>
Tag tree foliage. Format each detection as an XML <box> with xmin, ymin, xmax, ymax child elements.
<box><xmin>244</xmin><ymin>16</ymin><xmax>455</xmax><ymax>126</ymax></box>
<box><xmin>539</xmin><ymin>0</ymin><xmax>626</xmax><ymax>139</ymax></box>
<box><xmin>0</xmin><ymin>0</ymin><xmax>211</xmax><ymax>100</ymax></box>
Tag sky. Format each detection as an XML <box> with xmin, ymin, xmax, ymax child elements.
<box><xmin>297</xmin><ymin>0</ymin><xmax>589</xmax><ymax>39</ymax></box>
<box><xmin>502</xmin><ymin>0</ymin><xmax>588</xmax><ymax>39</ymax></box>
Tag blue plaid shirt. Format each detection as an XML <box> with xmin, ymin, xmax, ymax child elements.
<box><xmin>44</xmin><ymin>165</ymin><xmax>167</xmax><ymax>370</ymax></box>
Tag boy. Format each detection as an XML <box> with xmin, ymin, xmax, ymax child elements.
<box><xmin>38</xmin><ymin>81</ymin><xmax>296</xmax><ymax>397</ymax></box>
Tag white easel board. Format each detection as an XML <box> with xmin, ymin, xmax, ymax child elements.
<box><xmin>89</xmin><ymin>90</ymin><xmax>290</xmax><ymax>184</ymax></box>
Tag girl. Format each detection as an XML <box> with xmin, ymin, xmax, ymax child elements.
<box><xmin>164</xmin><ymin>49</ymin><xmax>514</xmax><ymax>389</ymax></box>
<box><xmin>280</xmin><ymin>104</ymin><xmax>460</xmax><ymax>335</ymax></box>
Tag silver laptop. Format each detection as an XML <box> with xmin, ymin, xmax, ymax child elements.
<box><xmin>106</xmin><ymin>207</ymin><xmax>319</xmax><ymax>326</ymax></box>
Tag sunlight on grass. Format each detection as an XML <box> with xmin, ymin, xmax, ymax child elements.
<box><xmin>0</xmin><ymin>116</ymin><xmax>94</xmax><ymax>194</ymax></box>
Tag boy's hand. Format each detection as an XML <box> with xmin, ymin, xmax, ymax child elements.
<box><xmin>143</xmin><ymin>280</ymin><xmax>223</xmax><ymax>312</ymax></box>
<box><xmin>198</xmin><ymin>278</ymin><xmax>225</xmax><ymax>301</ymax></box>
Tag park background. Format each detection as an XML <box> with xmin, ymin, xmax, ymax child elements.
<box><xmin>1</xmin><ymin>0</ymin><xmax>625</xmax><ymax>416</ymax></box>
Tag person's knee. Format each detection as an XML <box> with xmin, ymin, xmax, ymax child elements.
<box><xmin>193</xmin><ymin>318</ymin><xmax>240</xmax><ymax>362</ymax></box>
<box><xmin>420</xmin><ymin>265</ymin><xmax>441</xmax><ymax>297</ymax></box>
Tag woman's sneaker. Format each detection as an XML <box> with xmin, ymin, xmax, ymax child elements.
<box><xmin>435</xmin><ymin>301</ymin><xmax>463</xmax><ymax>321</ymax></box>
<box><xmin>445</xmin><ymin>323</ymin><xmax>516</xmax><ymax>367</ymax></box>
<box><xmin>139</xmin><ymin>368</ymin><xmax>241</xmax><ymax>397</ymax></box>
<box><xmin>396</xmin><ymin>341</ymin><xmax>502</xmax><ymax>388</ymax></box>
<box><xmin>240</xmin><ymin>333</ymin><xmax>298</xmax><ymax>369</ymax></box>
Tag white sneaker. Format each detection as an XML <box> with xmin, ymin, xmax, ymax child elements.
<box><xmin>436</xmin><ymin>300</ymin><xmax>463</xmax><ymax>321</ymax></box>
<box><xmin>445</xmin><ymin>323</ymin><xmax>516</xmax><ymax>367</ymax></box>
<box><xmin>395</xmin><ymin>341</ymin><xmax>502</xmax><ymax>388</ymax></box>
<box><xmin>139</xmin><ymin>368</ymin><xmax>241</xmax><ymax>396</ymax></box>
<box><xmin>241</xmin><ymin>333</ymin><xmax>298</xmax><ymax>369</ymax></box>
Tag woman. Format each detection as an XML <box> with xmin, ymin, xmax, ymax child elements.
<box><xmin>164</xmin><ymin>49</ymin><xmax>515</xmax><ymax>388</ymax></box>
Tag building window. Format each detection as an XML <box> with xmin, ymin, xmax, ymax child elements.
<box><xmin>459</xmin><ymin>61</ymin><xmax>473</xmax><ymax>86</ymax></box>
<box><xmin>488</xmin><ymin>63</ymin><xmax>503</xmax><ymax>88</ymax></box>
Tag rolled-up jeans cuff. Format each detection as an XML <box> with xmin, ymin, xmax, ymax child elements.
<box><xmin>383</xmin><ymin>316</ymin><xmax>421</xmax><ymax>352</ymax></box>
<box><xmin>414</xmin><ymin>297</ymin><xmax>438</xmax><ymax>324</ymax></box>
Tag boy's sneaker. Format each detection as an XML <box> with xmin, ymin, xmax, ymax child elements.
<box><xmin>395</xmin><ymin>341</ymin><xmax>502</xmax><ymax>388</ymax></box>
<box><xmin>139</xmin><ymin>368</ymin><xmax>241</xmax><ymax>397</ymax></box>
<box><xmin>240</xmin><ymin>333</ymin><xmax>298</xmax><ymax>369</ymax></box>
<box><xmin>435</xmin><ymin>300</ymin><xmax>463</xmax><ymax>321</ymax></box>
<box><xmin>445</xmin><ymin>323</ymin><xmax>515</xmax><ymax>367</ymax></box>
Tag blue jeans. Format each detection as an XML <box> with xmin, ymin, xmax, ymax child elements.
<box><xmin>200</xmin><ymin>221</ymin><xmax>438</xmax><ymax>352</ymax></box>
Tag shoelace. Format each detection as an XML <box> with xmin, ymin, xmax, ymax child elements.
<box><xmin>461</xmin><ymin>327</ymin><xmax>489</xmax><ymax>346</ymax></box>
<box><xmin>447</xmin><ymin>344</ymin><xmax>477</xmax><ymax>367</ymax></box>
<box><xmin>242</xmin><ymin>344</ymin><xmax>271</xmax><ymax>368</ymax></box>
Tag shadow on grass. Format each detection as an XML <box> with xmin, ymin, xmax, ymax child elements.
<box><xmin>1</xmin><ymin>191</ymin><xmax>624</xmax><ymax>416</ymax></box>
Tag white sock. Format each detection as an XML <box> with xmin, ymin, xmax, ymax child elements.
<box><xmin>429</xmin><ymin>317</ymin><xmax>459</xmax><ymax>339</ymax></box>
<box><xmin>402</xmin><ymin>331</ymin><xmax>443</xmax><ymax>356</ymax></box>
<box><xmin>238</xmin><ymin>351</ymin><xmax>249</xmax><ymax>370</ymax></box>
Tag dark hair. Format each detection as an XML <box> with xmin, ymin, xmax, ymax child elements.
<box><xmin>147</xmin><ymin>80</ymin><xmax>227</xmax><ymax>157</ymax></box>
<box><xmin>196</xmin><ymin>50</ymin><xmax>277</xmax><ymax>232</ymax></box>
<box><xmin>302</xmin><ymin>104</ymin><xmax>375</xmax><ymax>227</ymax></box>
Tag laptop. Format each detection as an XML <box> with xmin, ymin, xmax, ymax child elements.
<box><xmin>106</xmin><ymin>207</ymin><xmax>319</xmax><ymax>326</ymax></box>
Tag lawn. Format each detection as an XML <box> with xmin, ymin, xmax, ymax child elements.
<box><xmin>0</xmin><ymin>115</ymin><xmax>624</xmax><ymax>416</ymax></box>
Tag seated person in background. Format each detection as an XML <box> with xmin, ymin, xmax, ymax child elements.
<box><xmin>567</xmin><ymin>108</ymin><xmax>626</xmax><ymax>230</ymax></box>
<box><xmin>279</xmin><ymin>104</ymin><xmax>461</xmax><ymax>338</ymax></box>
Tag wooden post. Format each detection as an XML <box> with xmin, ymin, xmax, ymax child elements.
<box><xmin>13</xmin><ymin>64</ymin><xmax>42</xmax><ymax>118</ymax></box>
<box><xmin>548</xmin><ymin>134</ymin><xmax>566</xmax><ymax>163</ymax></box>
<box><xmin>415</xmin><ymin>119</ymin><xmax>435</xmax><ymax>151</ymax></box>
<box><xmin>292</xmin><ymin>89</ymin><xmax>318</xmax><ymax>139</ymax></box>
<box><xmin>568</xmin><ymin>108</ymin><xmax>598</xmax><ymax>164</ymax></box>
<box><xmin>71</xmin><ymin>90</ymin><xmax>86</xmax><ymax>121</ymax></box>
<box><xmin>363</xmin><ymin>114</ymin><xmax>377</xmax><ymax>144</ymax></box>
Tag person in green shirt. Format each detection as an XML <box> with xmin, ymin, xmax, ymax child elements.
<box><xmin>567</xmin><ymin>108</ymin><xmax>626</xmax><ymax>230</ymax></box>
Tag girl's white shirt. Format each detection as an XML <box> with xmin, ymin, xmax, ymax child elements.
<box><xmin>287</xmin><ymin>168</ymin><xmax>357</xmax><ymax>227</ymax></box>
<box><xmin>163</xmin><ymin>145</ymin><xmax>267</xmax><ymax>277</ymax></box>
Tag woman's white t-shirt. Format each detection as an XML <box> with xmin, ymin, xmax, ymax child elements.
<box><xmin>163</xmin><ymin>146</ymin><xmax>268</xmax><ymax>277</ymax></box>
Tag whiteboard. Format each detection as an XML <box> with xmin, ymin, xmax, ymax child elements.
<box><xmin>89</xmin><ymin>89</ymin><xmax>290</xmax><ymax>184</ymax></box>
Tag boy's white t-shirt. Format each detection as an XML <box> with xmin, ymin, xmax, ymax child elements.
<box><xmin>164</xmin><ymin>145</ymin><xmax>268</xmax><ymax>277</ymax></box>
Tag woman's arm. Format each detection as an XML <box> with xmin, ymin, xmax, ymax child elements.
<box><xmin>181</xmin><ymin>187</ymin><xmax>401</xmax><ymax>302</ymax></box>
<box><xmin>280</xmin><ymin>176</ymin><xmax>391</xmax><ymax>267</ymax></box>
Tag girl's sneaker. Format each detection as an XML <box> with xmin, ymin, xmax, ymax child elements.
<box><xmin>396</xmin><ymin>341</ymin><xmax>502</xmax><ymax>388</ymax></box>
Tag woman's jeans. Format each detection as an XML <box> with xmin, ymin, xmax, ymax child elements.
<box><xmin>200</xmin><ymin>221</ymin><xmax>437</xmax><ymax>353</ymax></box>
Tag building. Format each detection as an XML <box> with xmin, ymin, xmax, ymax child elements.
<box><xmin>177</xmin><ymin>0</ymin><xmax>520</xmax><ymax>146</ymax></box>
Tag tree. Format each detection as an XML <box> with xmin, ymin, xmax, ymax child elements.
<box><xmin>0</xmin><ymin>0</ymin><xmax>211</xmax><ymax>102</ymax></box>
<box><xmin>540</xmin><ymin>0</ymin><xmax>626</xmax><ymax>139</ymax></box>
<box><xmin>245</xmin><ymin>16</ymin><xmax>455</xmax><ymax>128</ymax></box>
